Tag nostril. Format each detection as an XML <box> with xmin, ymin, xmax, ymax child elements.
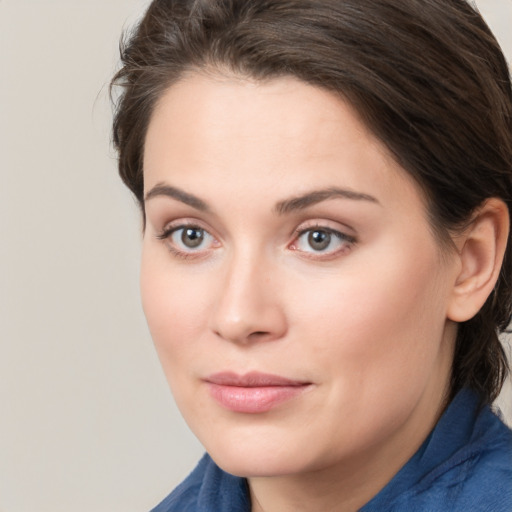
<box><xmin>252</xmin><ymin>331</ymin><xmax>268</xmax><ymax>336</ymax></box>
<box><xmin>247</xmin><ymin>331</ymin><xmax>272</xmax><ymax>342</ymax></box>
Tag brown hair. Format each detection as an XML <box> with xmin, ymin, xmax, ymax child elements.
<box><xmin>111</xmin><ymin>0</ymin><xmax>512</xmax><ymax>404</ymax></box>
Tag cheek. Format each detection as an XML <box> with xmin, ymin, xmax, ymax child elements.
<box><xmin>140</xmin><ymin>250</ymin><xmax>208</xmax><ymax>371</ymax></box>
<box><xmin>284</xmin><ymin>251</ymin><xmax>453</xmax><ymax>449</ymax></box>
<box><xmin>290</xmin><ymin>245</ymin><xmax>450</xmax><ymax>385</ymax></box>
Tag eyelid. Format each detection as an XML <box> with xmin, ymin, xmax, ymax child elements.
<box><xmin>155</xmin><ymin>217</ymin><xmax>214</xmax><ymax>238</ymax></box>
<box><xmin>292</xmin><ymin>218</ymin><xmax>356</xmax><ymax>239</ymax></box>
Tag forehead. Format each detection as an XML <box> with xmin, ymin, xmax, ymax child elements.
<box><xmin>143</xmin><ymin>72</ymin><xmax>426</xmax><ymax>219</ymax></box>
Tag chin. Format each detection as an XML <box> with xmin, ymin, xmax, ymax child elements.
<box><xmin>209</xmin><ymin>447</ymin><xmax>307</xmax><ymax>478</ymax></box>
<box><xmin>194</xmin><ymin>422</ymin><xmax>333</xmax><ymax>478</ymax></box>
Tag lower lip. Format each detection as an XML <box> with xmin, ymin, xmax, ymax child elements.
<box><xmin>207</xmin><ymin>383</ymin><xmax>309</xmax><ymax>413</ymax></box>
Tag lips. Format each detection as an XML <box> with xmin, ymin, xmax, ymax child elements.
<box><xmin>204</xmin><ymin>371</ymin><xmax>311</xmax><ymax>413</ymax></box>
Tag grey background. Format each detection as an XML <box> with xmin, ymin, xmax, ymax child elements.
<box><xmin>1</xmin><ymin>1</ymin><xmax>510</xmax><ymax>511</ymax></box>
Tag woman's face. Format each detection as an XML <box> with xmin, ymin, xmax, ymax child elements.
<box><xmin>141</xmin><ymin>73</ymin><xmax>460</xmax><ymax>478</ymax></box>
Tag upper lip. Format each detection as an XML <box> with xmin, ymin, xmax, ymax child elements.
<box><xmin>205</xmin><ymin>371</ymin><xmax>309</xmax><ymax>387</ymax></box>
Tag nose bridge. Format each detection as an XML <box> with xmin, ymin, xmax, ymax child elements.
<box><xmin>209</xmin><ymin>243</ymin><xmax>286</xmax><ymax>344</ymax></box>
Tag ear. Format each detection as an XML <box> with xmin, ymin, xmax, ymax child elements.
<box><xmin>447</xmin><ymin>198</ymin><xmax>509</xmax><ymax>322</ymax></box>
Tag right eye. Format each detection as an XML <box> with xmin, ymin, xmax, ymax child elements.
<box><xmin>173</xmin><ymin>226</ymin><xmax>207</xmax><ymax>249</ymax></box>
<box><xmin>156</xmin><ymin>223</ymin><xmax>219</xmax><ymax>258</ymax></box>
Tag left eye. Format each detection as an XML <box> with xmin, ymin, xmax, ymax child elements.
<box><xmin>293</xmin><ymin>228</ymin><xmax>353</xmax><ymax>254</ymax></box>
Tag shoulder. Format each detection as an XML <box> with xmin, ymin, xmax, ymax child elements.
<box><xmin>150</xmin><ymin>454</ymin><xmax>210</xmax><ymax>512</ymax></box>
<box><xmin>395</xmin><ymin>407</ymin><xmax>512</xmax><ymax>511</ymax></box>
<box><xmin>362</xmin><ymin>392</ymin><xmax>512</xmax><ymax>512</ymax></box>
<box><xmin>150</xmin><ymin>454</ymin><xmax>250</xmax><ymax>512</ymax></box>
<box><xmin>447</xmin><ymin>406</ymin><xmax>512</xmax><ymax>510</ymax></box>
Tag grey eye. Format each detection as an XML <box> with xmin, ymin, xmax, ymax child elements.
<box><xmin>308</xmin><ymin>230</ymin><xmax>331</xmax><ymax>251</ymax></box>
<box><xmin>293</xmin><ymin>227</ymin><xmax>354</xmax><ymax>256</ymax></box>
<box><xmin>181</xmin><ymin>227</ymin><xmax>205</xmax><ymax>248</ymax></box>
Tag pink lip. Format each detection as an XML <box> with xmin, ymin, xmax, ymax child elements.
<box><xmin>204</xmin><ymin>372</ymin><xmax>311</xmax><ymax>413</ymax></box>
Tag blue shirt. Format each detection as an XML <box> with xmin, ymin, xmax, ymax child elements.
<box><xmin>151</xmin><ymin>389</ymin><xmax>512</xmax><ymax>511</ymax></box>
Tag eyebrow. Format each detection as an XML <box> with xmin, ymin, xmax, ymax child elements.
<box><xmin>144</xmin><ymin>183</ymin><xmax>210</xmax><ymax>212</ymax></box>
<box><xmin>144</xmin><ymin>183</ymin><xmax>379</xmax><ymax>214</ymax></box>
<box><xmin>274</xmin><ymin>187</ymin><xmax>380</xmax><ymax>214</ymax></box>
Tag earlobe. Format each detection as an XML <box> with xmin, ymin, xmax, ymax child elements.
<box><xmin>447</xmin><ymin>198</ymin><xmax>509</xmax><ymax>322</ymax></box>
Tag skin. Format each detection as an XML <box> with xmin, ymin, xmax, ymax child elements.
<box><xmin>141</xmin><ymin>72</ymin><xmax>466</xmax><ymax>511</ymax></box>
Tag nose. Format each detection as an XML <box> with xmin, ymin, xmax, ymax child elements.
<box><xmin>209</xmin><ymin>251</ymin><xmax>288</xmax><ymax>345</ymax></box>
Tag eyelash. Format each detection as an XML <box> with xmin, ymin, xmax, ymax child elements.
<box><xmin>291</xmin><ymin>226</ymin><xmax>356</xmax><ymax>259</ymax></box>
<box><xmin>155</xmin><ymin>222</ymin><xmax>356</xmax><ymax>260</ymax></box>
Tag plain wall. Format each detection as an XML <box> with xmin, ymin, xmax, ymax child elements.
<box><xmin>1</xmin><ymin>1</ymin><xmax>511</xmax><ymax>511</ymax></box>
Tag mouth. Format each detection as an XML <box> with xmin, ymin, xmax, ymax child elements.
<box><xmin>204</xmin><ymin>371</ymin><xmax>312</xmax><ymax>414</ymax></box>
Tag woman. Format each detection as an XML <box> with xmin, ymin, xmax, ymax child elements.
<box><xmin>111</xmin><ymin>0</ymin><xmax>512</xmax><ymax>510</ymax></box>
